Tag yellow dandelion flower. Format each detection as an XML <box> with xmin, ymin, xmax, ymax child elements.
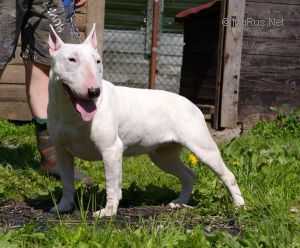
<box><xmin>188</xmin><ymin>153</ymin><xmax>199</xmax><ymax>167</ymax></box>
<box><xmin>232</xmin><ymin>160</ymin><xmax>240</xmax><ymax>166</ymax></box>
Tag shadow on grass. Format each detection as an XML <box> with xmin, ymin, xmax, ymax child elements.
<box><xmin>0</xmin><ymin>144</ymin><xmax>39</xmax><ymax>170</ymax></box>
<box><xmin>25</xmin><ymin>182</ymin><xmax>179</xmax><ymax>212</ymax></box>
<box><xmin>0</xmin><ymin>142</ymin><xmax>181</xmax><ymax>212</ymax></box>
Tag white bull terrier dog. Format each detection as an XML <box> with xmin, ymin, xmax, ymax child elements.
<box><xmin>47</xmin><ymin>24</ymin><xmax>245</xmax><ymax>217</ymax></box>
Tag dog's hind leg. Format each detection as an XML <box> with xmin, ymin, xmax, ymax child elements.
<box><xmin>149</xmin><ymin>144</ymin><xmax>196</xmax><ymax>208</ymax></box>
<box><xmin>184</xmin><ymin>133</ymin><xmax>245</xmax><ymax>207</ymax></box>
<box><xmin>50</xmin><ymin>146</ymin><xmax>75</xmax><ymax>213</ymax></box>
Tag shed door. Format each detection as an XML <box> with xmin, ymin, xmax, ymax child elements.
<box><xmin>178</xmin><ymin>1</ymin><xmax>227</xmax><ymax>129</ymax></box>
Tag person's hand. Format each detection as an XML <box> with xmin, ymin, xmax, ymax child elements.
<box><xmin>75</xmin><ymin>0</ymin><xmax>88</xmax><ymax>7</ymax></box>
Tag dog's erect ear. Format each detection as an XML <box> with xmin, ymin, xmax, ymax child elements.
<box><xmin>48</xmin><ymin>25</ymin><xmax>64</xmax><ymax>56</ymax></box>
<box><xmin>84</xmin><ymin>23</ymin><xmax>97</xmax><ymax>50</ymax></box>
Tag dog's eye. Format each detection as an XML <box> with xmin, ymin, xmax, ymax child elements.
<box><xmin>68</xmin><ymin>57</ymin><xmax>76</xmax><ymax>63</ymax></box>
<box><xmin>96</xmin><ymin>60</ymin><xmax>101</xmax><ymax>64</ymax></box>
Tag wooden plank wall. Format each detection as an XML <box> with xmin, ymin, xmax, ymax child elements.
<box><xmin>239</xmin><ymin>0</ymin><xmax>300</xmax><ymax>127</ymax></box>
<box><xmin>0</xmin><ymin>47</ymin><xmax>31</xmax><ymax>120</ymax></box>
<box><xmin>0</xmin><ymin>5</ymin><xmax>87</xmax><ymax>121</ymax></box>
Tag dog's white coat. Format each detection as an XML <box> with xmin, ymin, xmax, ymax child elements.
<box><xmin>47</xmin><ymin>25</ymin><xmax>245</xmax><ymax>217</ymax></box>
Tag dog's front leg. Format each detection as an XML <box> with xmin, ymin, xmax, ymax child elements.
<box><xmin>94</xmin><ymin>139</ymin><xmax>123</xmax><ymax>218</ymax></box>
<box><xmin>50</xmin><ymin>146</ymin><xmax>75</xmax><ymax>213</ymax></box>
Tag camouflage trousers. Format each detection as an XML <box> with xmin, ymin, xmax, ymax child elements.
<box><xmin>0</xmin><ymin>0</ymin><xmax>80</xmax><ymax>69</ymax></box>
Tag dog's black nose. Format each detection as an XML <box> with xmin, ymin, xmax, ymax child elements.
<box><xmin>88</xmin><ymin>87</ymin><xmax>100</xmax><ymax>98</ymax></box>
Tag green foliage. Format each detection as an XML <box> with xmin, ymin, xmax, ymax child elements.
<box><xmin>0</xmin><ymin>112</ymin><xmax>300</xmax><ymax>247</ymax></box>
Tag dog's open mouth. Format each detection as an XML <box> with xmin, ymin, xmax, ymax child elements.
<box><xmin>63</xmin><ymin>84</ymin><xmax>97</xmax><ymax>122</ymax></box>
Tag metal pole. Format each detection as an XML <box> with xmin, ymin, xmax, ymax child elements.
<box><xmin>148</xmin><ymin>0</ymin><xmax>160</xmax><ymax>89</ymax></box>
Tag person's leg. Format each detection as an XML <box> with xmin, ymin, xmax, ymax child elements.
<box><xmin>23</xmin><ymin>61</ymin><xmax>60</xmax><ymax>174</ymax></box>
<box><xmin>24</xmin><ymin>61</ymin><xmax>49</xmax><ymax>119</ymax></box>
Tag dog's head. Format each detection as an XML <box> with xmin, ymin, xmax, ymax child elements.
<box><xmin>48</xmin><ymin>24</ymin><xmax>102</xmax><ymax>122</ymax></box>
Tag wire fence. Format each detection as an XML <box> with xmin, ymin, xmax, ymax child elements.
<box><xmin>102</xmin><ymin>0</ymin><xmax>184</xmax><ymax>93</ymax></box>
<box><xmin>103</xmin><ymin>29</ymin><xmax>150</xmax><ymax>89</ymax></box>
<box><xmin>103</xmin><ymin>29</ymin><xmax>183</xmax><ymax>93</ymax></box>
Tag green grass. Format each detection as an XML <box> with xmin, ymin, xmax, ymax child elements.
<box><xmin>0</xmin><ymin>112</ymin><xmax>300</xmax><ymax>247</ymax></box>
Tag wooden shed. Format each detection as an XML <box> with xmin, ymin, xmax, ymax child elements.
<box><xmin>0</xmin><ymin>0</ymin><xmax>105</xmax><ymax>121</ymax></box>
<box><xmin>177</xmin><ymin>0</ymin><xmax>300</xmax><ymax>129</ymax></box>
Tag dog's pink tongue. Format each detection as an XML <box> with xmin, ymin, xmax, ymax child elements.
<box><xmin>75</xmin><ymin>99</ymin><xmax>97</xmax><ymax>122</ymax></box>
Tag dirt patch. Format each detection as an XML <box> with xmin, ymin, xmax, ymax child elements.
<box><xmin>0</xmin><ymin>201</ymin><xmax>241</xmax><ymax>235</ymax></box>
<box><xmin>0</xmin><ymin>201</ymin><xmax>49</xmax><ymax>230</ymax></box>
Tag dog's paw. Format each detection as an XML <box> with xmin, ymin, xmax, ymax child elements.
<box><xmin>233</xmin><ymin>195</ymin><xmax>245</xmax><ymax>208</ymax></box>
<box><xmin>93</xmin><ymin>207</ymin><xmax>117</xmax><ymax>218</ymax></box>
<box><xmin>168</xmin><ymin>202</ymin><xmax>194</xmax><ymax>209</ymax></box>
